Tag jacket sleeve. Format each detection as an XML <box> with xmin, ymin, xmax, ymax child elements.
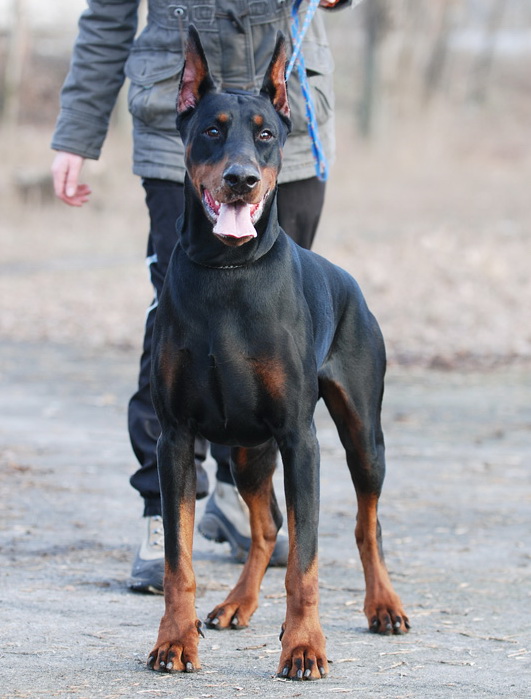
<box><xmin>51</xmin><ymin>0</ymin><xmax>140</xmax><ymax>159</ymax></box>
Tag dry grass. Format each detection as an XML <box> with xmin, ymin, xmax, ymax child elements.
<box><xmin>1</xmin><ymin>92</ymin><xmax>530</xmax><ymax>368</ymax></box>
<box><xmin>315</xmin><ymin>104</ymin><xmax>531</xmax><ymax>367</ymax></box>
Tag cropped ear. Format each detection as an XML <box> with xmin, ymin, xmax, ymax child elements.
<box><xmin>260</xmin><ymin>32</ymin><xmax>291</xmax><ymax>123</ymax></box>
<box><xmin>177</xmin><ymin>25</ymin><xmax>216</xmax><ymax>116</ymax></box>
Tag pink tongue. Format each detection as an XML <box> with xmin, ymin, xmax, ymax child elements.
<box><xmin>213</xmin><ymin>203</ymin><xmax>257</xmax><ymax>239</ymax></box>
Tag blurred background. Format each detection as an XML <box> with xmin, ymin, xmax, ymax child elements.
<box><xmin>1</xmin><ymin>0</ymin><xmax>530</xmax><ymax>368</ymax></box>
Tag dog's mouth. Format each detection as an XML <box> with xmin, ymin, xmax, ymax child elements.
<box><xmin>202</xmin><ymin>189</ymin><xmax>267</xmax><ymax>246</ymax></box>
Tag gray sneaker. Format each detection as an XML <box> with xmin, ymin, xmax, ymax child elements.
<box><xmin>129</xmin><ymin>515</ymin><xmax>164</xmax><ymax>594</ymax></box>
<box><xmin>198</xmin><ymin>481</ymin><xmax>289</xmax><ymax>566</ymax></box>
<box><xmin>195</xmin><ymin>460</ymin><xmax>209</xmax><ymax>500</ymax></box>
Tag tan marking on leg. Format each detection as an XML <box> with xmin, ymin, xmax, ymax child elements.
<box><xmin>278</xmin><ymin>556</ymin><xmax>328</xmax><ymax>680</ymax></box>
<box><xmin>206</xmin><ymin>484</ymin><xmax>279</xmax><ymax>629</ymax></box>
<box><xmin>356</xmin><ymin>493</ymin><xmax>409</xmax><ymax>634</ymax></box>
<box><xmin>321</xmin><ymin>379</ymin><xmax>368</xmax><ymax>461</ymax></box>
<box><xmin>149</xmin><ymin>500</ymin><xmax>203</xmax><ymax>672</ymax></box>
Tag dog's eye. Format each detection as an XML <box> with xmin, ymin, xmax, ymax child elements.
<box><xmin>204</xmin><ymin>127</ymin><xmax>221</xmax><ymax>138</ymax></box>
<box><xmin>258</xmin><ymin>129</ymin><xmax>274</xmax><ymax>142</ymax></box>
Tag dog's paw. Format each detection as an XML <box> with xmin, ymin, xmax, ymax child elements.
<box><xmin>205</xmin><ymin>598</ymin><xmax>257</xmax><ymax>630</ymax></box>
<box><xmin>148</xmin><ymin>620</ymin><xmax>203</xmax><ymax>672</ymax></box>
<box><xmin>276</xmin><ymin>623</ymin><xmax>329</xmax><ymax>680</ymax></box>
<box><xmin>276</xmin><ymin>645</ymin><xmax>329</xmax><ymax>681</ymax></box>
<box><xmin>365</xmin><ymin>595</ymin><xmax>410</xmax><ymax>635</ymax></box>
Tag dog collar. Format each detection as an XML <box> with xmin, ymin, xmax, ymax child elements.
<box><xmin>194</xmin><ymin>261</ymin><xmax>247</xmax><ymax>270</ymax></box>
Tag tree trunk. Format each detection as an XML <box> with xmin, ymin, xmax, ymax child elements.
<box><xmin>1</xmin><ymin>0</ymin><xmax>29</xmax><ymax>127</ymax></box>
<box><xmin>422</xmin><ymin>0</ymin><xmax>455</xmax><ymax>104</ymax></box>
<box><xmin>358</xmin><ymin>0</ymin><xmax>389</xmax><ymax>138</ymax></box>
<box><xmin>469</xmin><ymin>0</ymin><xmax>508</xmax><ymax>103</ymax></box>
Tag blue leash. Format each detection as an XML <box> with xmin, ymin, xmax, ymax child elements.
<box><xmin>286</xmin><ymin>0</ymin><xmax>329</xmax><ymax>182</ymax></box>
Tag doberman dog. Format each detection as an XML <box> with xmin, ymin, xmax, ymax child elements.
<box><xmin>148</xmin><ymin>26</ymin><xmax>409</xmax><ymax>680</ymax></box>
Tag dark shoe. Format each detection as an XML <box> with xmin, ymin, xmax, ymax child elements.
<box><xmin>198</xmin><ymin>481</ymin><xmax>289</xmax><ymax>567</ymax></box>
<box><xmin>129</xmin><ymin>515</ymin><xmax>164</xmax><ymax>594</ymax></box>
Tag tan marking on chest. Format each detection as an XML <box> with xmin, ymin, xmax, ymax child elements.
<box><xmin>250</xmin><ymin>358</ymin><xmax>287</xmax><ymax>402</ymax></box>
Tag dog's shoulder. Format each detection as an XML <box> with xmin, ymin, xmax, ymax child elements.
<box><xmin>285</xmin><ymin>235</ymin><xmax>362</xmax><ymax>301</ymax></box>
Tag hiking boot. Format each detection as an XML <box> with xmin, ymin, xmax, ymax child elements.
<box><xmin>197</xmin><ymin>481</ymin><xmax>289</xmax><ymax>566</ymax></box>
<box><xmin>129</xmin><ymin>515</ymin><xmax>164</xmax><ymax>594</ymax></box>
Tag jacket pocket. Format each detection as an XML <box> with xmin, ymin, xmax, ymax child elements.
<box><xmin>288</xmin><ymin>41</ymin><xmax>335</xmax><ymax>136</ymax></box>
<box><xmin>125</xmin><ymin>50</ymin><xmax>184</xmax><ymax>129</ymax></box>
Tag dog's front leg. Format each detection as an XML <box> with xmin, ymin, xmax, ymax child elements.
<box><xmin>148</xmin><ymin>426</ymin><xmax>203</xmax><ymax>673</ymax></box>
<box><xmin>206</xmin><ymin>440</ymin><xmax>281</xmax><ymax>630</ymax></box>
<box><xmin>277</xmin><ymin>428</ymin><xmax>328</xmax><ymax>681</ymax></box>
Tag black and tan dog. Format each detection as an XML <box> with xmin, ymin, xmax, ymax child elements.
<box><xmin>148</xmin><ymin>27</ymin><xmax>409</xmax><ymax>680</ymax></box>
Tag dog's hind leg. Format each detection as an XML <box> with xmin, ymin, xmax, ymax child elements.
<box><xmin>205</xmin><ymin>439</ymin><xmax>282</xmax><ymax>630</ymax></box>
<box><xmin>320</xmin><ymin>349</ymin><xmax>410</xmax><ymax>636</ymax></box>
<box><xmin>148</xmin><ymin>425</ymin><xmax>204</xmax><ymax>672</ymax></box>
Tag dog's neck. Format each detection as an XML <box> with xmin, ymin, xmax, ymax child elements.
<box><xmin>178</xmin><ymin>176</ymin><xmax>281</xmax><ymax>268</ymax></box>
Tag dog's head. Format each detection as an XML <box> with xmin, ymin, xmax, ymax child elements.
<box><xmin>176</xmin><ymin>26</ymin><xmax>291</xmax><ymax>248</ymax></box>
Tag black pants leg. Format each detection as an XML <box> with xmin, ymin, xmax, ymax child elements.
<box><xmin>128</xmin><ymin>177</ymin><xmax>326</xmax><ymax>516</ymax></box>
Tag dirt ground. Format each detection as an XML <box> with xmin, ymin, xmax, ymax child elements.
<box><xmin>1</xmin><ymin>40</ymin><xmax>531</xmax><ymax>697</ymax></box>
<box><xmin>1</xmin><ymin>342</ymin><xmax>530</xmax><ymax>698</ymax></box>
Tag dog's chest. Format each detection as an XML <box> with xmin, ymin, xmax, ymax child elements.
<box><xmin>159</xmin><ymin>249</ymin><xmax>319</xmax><ymax>442</ymax></box>
<box><xmin>173</xmin><ymin>304</ymin><xmax>304</xmax><ymax>443</ymax></box>
<box><xmin>201</xmin><ymin>321</ymin><xmax>291</xmax><ymax>398</ymax></box>
<box><xmin>184</xmin><ymin>339</ymin><xmax>288</xmax><ymax>443</ymax></box>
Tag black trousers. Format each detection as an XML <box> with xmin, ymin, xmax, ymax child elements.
<box><xmin>128</xmin><ymin>177</ymin><xmax>326</xmax><ymax>516</ymax></box>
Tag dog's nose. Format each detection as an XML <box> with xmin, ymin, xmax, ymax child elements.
<box><xmin>223</xmin><ymin>163</ymin><xmax>261</xmax><ymax>194</ymax></box>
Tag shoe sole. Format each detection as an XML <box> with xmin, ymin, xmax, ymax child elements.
<box><xmin>198</xmin><ymin>511</ymin><xmax>248</xmax><ymax>563</ymax></box>
<box><xmin>130</xmin><ymin>553</ymin><xmax>164</xmax><ymax>594</ymax></box>
<box><xmin>129</xmin><ymin>581</ymin><xmax>164</xmax><ymax>595</ymax></box>
<box><xmin>198</xmin><ymin>510</ymin><xmax>288</xmax><ymax>567</ymax></box>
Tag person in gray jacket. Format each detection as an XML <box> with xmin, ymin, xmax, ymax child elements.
<box><xmin>51</xmin><ymin>0</ymin><xmax>356</xmax><ymax>594</ymax></box>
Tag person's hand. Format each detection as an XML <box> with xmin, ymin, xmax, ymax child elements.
<box><xmin>51</xmin><ymin>151</ymin><xmax>92</xmax><ymax>207</ymax></box>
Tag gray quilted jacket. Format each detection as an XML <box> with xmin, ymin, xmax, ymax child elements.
<box><xmin>51</xmin><ymin>0</ymin><xmax>354</xmax><ymax>183</ymax></box>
